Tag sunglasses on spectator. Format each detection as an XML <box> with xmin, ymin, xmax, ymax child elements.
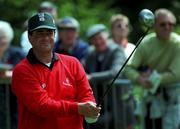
<box><xmin>159</xmin><ymin>22</ymin><xmax>175</xmax><ymax>27</ymax></box>
<box><xmin>114</xmin><ymin>24</ymin><xmax>128</xmax><ymax>29</ymax></box>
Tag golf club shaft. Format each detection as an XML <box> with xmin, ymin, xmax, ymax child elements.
<box><xmin>97</xmin><ymin>28</ymin><xmax>150</xmax><ymax>106</ymax></box>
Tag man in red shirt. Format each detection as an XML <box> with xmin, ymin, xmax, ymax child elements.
<box><xmin>12</xmin><ymin>12</ymin><xmax>100</xmax><ymax>129</ymax></box>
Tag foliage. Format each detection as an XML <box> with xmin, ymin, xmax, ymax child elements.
<box><xmin>57</xmin><ymin>0</ymin><xmax>116</xmax><ymax>40</ymax></box>
<box><xmin>0</xmin><ymin>0</ymin><xmax>117</xmax><ymax>46</ymax></box>
<box><xmin>0</xmin><ymin>0</ymin><xmax>180</xmax><ymax>46</ymax></box>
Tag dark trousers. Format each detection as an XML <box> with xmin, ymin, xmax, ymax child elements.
<box><xmin>145</xmin><ymin>117</ymin><xmax>162</xmax><ymax>129</ymax></box>
<box><xmin>0</xmin><ymin>85</ymin><xmax>18</xmax><ymax>129</ymax></box>
<box><xmin>145</xmin><ymin>103</ymin><xmax>162</xmax><ymax>129</ymax></box>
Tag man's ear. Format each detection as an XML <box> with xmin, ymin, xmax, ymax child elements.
<box><xmin>28</xmin><ymin>33</ymin><xmax>33</xmax><ymax>46</ymax></box>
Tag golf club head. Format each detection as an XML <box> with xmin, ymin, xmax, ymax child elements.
<box><xmin>139</xmin><ymin>9</ymin><xmax>155</xmax><ymax>28</ymax></box>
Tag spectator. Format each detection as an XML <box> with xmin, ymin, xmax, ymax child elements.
<box><xmin>0</xmin><ymin>20</ymin><xmax>25</xmax><ymax>129</ymax></box>
<box><xmin>110</xmin><ymin>14</ymin><xmax>135</xmax><ymax>57</ymax></box>
<box><xmin>12</xmin><ymin>12</ymin><xmax>100</xmax><ymax>129</ymax></box>
<box><xmin>109</xmin><ymin>14</ymin><xmax>135</xmax><ymax>129</ymax></box>
<box><xmin>124</xmin><ymin>8</ymin><xmax>180</xmax><ymax>129</ymax></box>
<box><xmin>20</xmin><ymin>1</ymin><xmax>58</xmax><ymax>54</ymax></box>
<box><xmin>84</xmin><ymin>24</ymin><xmax>126</xmax><ymax>129</ymax></box>
<box><xmin>54</xmin><ymin>16</ymin><xmax>89</xmax><ymax>63</ymax></box>
<box><xmin>38</xmin><ymin>1</ymin><xmax>58</xmax><ymax>21</ymax></box>
<box><xmin>0</xmin><ymin>21</ymin><xmax>25</xmax><ymax>66</ymax></box>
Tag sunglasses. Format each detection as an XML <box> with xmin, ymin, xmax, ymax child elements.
<box><xmin>114</xmin><ymin>24</ymin><xmax>128</xmax><ymax>29</ymax></box>
<box><xmin>159</xmin><ymin>22</ymin><xmax>175</xmax><ymax>27</ymax></box>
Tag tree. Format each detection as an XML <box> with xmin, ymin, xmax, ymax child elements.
<box><xmin>0</xmin><ymin>0</ymin><xmax>116</xmax><ymax>45</ymax></box>
<box><xmin>0</xmin><ymin>0</ymin><xmax>179</xmax><ymax>46</ymax></box>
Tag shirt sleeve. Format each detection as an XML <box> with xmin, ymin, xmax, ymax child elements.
<box><xmin>11</xmin><ymin>64</ymin><xmax>78</xmax><ymax>118</ymax></box>
<box><xmin>124</xmin><ymin>38</ymin><xmax>180</xmax><ymax>86</ymax></box>
<box><xmin>74</xmin><ymin>59</ymin><xmax>96</xmax><ymax>103</ymax></box>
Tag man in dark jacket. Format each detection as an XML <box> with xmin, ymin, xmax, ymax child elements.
<box><xmin>84</xmin><ymin>24</ymin><xmax>126</xmax><ymax>129</ymax></box>
<box><xmin>54</xmin><ymin>16</ymin><xmax>89</xmax><ymax>63</ymax></box>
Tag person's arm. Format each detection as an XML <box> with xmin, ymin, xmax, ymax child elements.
<box><xmin>12</xmin><ymin>60</ymin><xmax>100</xmax><ymax>118</ymax></box>
<box><xmin>160</xmin><ymin>44</ymin><xmax>180</xmax><ymax>85</ymax></box>
<box><xmin>73</xmin><ymin>59</ymin><xmax>101</xmax><ymax>118</ymax></box>
<box><xmin>74</xmin><ymin>58</ymin><xmax>96</xmax><ymax>103</ymax></box>
<box><xmin>12</xmin><ymin>65</ymin><xmax>78</xmax><ymax>118</ymax></box>
<box><xmin>89</xmin><ymin>48</ymin><xmax>126</xmax><ymax>83</ymax></box>
<box><xmin>124</xmin><ymin>41</ymin><xmax>180</xmax><ymax>87</ymax></box>
<box><xmin>124</xmin><ymin>43</ymin><xmax>146</xmax><ymax>83</ymax></box>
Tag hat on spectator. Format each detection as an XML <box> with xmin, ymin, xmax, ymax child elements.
<box><xmin>38</xmin><ymin>1</ymin><xmax>57</xmax><ymax>12</ymax></box>
<box><xmin>28</xmin><ymin>12</ymin><xmax>56</xmax><ymax>32</ymax></box>
<box><xmin>57</xmin><ymin>16</ymin><xmax>79</xmax><ymax>30</ymax></box>
<box><xmin>86</xmin><ymin>24</ymin><xmax>107</xmax><ymax>39</ymax></box>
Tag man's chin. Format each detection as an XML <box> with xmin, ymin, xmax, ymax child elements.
<box><xmin>38</xmin><ymin>47</ymin><xmax>52</xmax><ymax>53</ymax></box>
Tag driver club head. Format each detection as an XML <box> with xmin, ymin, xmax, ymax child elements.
<box><xmin>139</xmin><ymin>9</ymin><xmax>155</xmax><ymax>28</ymax></box>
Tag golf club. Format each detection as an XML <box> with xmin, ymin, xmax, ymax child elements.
<box><xmin>97</xmin><ymin>9</ymin><xmax>155</xmax><ymax>106</ymax></box>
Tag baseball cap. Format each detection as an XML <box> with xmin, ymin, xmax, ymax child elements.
<box><xmin>57</xmin><ymin>16</ymin><xmax>79</xmax><ymax>30</ymax></box>
<box><xmin>86</xmin><ymin>24</ymin><xmax>107</xmax><ymax>39</ymax></box>
<box><xmin>28</xmin><ymin>12</ymin><xmax>56</xmax><ymax>32</ymax></box>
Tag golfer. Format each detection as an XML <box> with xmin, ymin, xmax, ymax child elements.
<box><xmin>12</xmin><ymin>13</ymin><xmax>100</xmax><ymax>129</ymax></box>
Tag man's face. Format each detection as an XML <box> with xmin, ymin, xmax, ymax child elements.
<box><xmin>28</xmin><ymin>29</ymin><xmax>55</xmax><ymax>53</ymax></box>
<box><xmin>111</xmin><ymin>20</ymin><xmax>129</xmax><ymax>39</ymax></box>
<box><xmin>0</xmin><ymin>34</ymin><xmax>9</xmax><ymax>55</ymax></box>
<box><xmin>58</xmin><ymin>28</ymin><xmax>78</xmax><ymax>47</ymax></box>
<box><xmin>90</xmin><ymin>33</ymin><xmax>107</xmax><ymax>53</ymax></box>
<box><xmin>155</xmin><ymin>14</ymin><xmax>175</xmax><ymax>40</ymax></box>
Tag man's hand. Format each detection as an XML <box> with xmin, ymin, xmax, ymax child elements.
<box><xmin>0</xmin><ymin>70</ymin><xmax>12</xmax><ymax>78</ymax></box>
<box><xmin>137</xmin><ymin>75</ymin><xmax>152</xmax><ymax>89</ymax></box>
<box><xmin>78</xmin><ymin>102</ymin><xmax>101</xmax><ymax>118</ymax></box>
<box><xmin>87</xmin><ymin>74</ymin><xmax>92</xmax><ymax>81</ymax></box>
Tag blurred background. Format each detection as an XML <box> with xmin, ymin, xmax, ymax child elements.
<box><xmin>1</xmin><ymin>1</ymin><xmax>180</xmax><ymax>129</ymax></box>
<box><xmin>0</xmin><ymin>0</ymin><xmax>180</xmax><ymax>46</ymax></box>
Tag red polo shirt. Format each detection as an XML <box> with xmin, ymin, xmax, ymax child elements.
<box><xmin>12</xmin><ymin>49</ymin><xmax>95</xmax><ymax>129</ymax></box>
